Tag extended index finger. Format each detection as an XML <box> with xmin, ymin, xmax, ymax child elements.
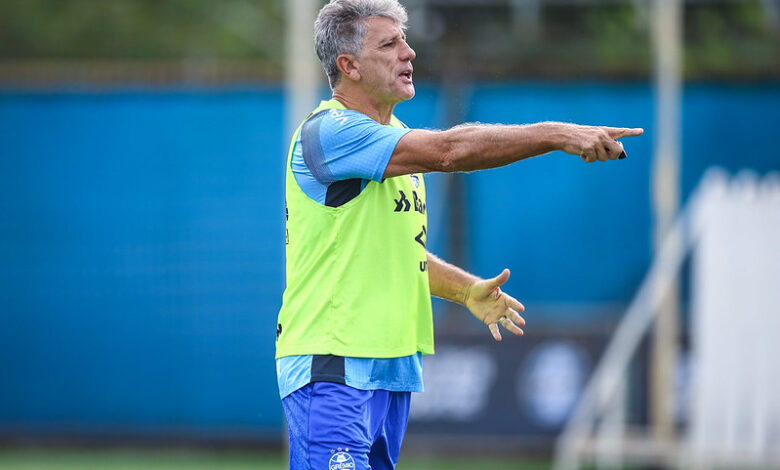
<box><xmin>603</xmin><ymin>127</ymin><xmax>644</xmax><ymax>139</ymax></box>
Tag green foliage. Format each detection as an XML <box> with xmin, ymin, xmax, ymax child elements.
<box><xmin>0</xmin><ymin>0</ymin><xmax>284</xmax><ymax>63</ymax></box>
<box><xmin>0</xmin><ymin>0</ymin><xmax>777</xmax><ymax>79</ymax></box>
<box><xmin>685</xmin><ymin>2</ymin><xmax>780</xmax><ymax>78</ymax></box>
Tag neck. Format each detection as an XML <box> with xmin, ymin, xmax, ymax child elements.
<box><xmin>332</xmin><ymin>85</ymin><xmax>395</xmax><ymax>125</ymax></box>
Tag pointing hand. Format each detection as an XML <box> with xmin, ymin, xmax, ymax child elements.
<box><xmin>560</xmin><ymin>125</ymin><xmax>644</xmax><ymax>163</ymax></box>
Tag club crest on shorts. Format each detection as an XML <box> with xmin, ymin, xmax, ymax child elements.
<box><xmin>409</xmin><ymin>174</ymin><xmax>420</xmax><ymax>188</ymax></box>
<box><xmin>328</xmin><ymin>449</ymin><xmax>355</xmax><ymax>470</ymax></box>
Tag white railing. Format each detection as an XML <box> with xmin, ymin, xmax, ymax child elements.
<box><xmin>554</xmin><ymin>169</ymin><xmax>780</xmax><ymax>470</ymax></box>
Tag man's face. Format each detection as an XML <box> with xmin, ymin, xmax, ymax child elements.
<box><xmin>355</xmin><ymin>16</ymin><xmax>416</xmax><ymax>104</ymax></box>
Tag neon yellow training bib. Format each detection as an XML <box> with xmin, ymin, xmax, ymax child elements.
<box><xmin>275</xmin><ymin>99</ymin><xmax>434</xmax><ymax>359</ymax></box>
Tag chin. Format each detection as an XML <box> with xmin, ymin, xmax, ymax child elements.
<box><xmin>380</xmin><ymin>85</ymin><xmax>415</xmax><ymax>105</ymax></box>
<box><xmin>397</xmin><ymin>85</ymin><xmax>415</xmax><ymax>102</ymax></box>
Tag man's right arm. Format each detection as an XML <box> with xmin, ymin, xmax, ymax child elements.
<box><xmin>383</xmin><ymin>122</ymin><xmax>643</xmax><ymax>178</ymax></box>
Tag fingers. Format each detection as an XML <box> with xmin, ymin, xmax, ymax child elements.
<box><xmin>595</xmin><ymin>144</ymin><xmax>608</xmax><ymax>162</ymax></box>
<box><xmin>581</xmin><ymin>151</ymin><xmax>595</xmax><ymax>163</ymax></box>
<box><xmin>507</xmin><ymin>306</ymin><xmax>526</xmax><ymax>327</ymax></box>
<box><xmin>488</xmin><ymin>316</ymin><xmax>524</xmax><ymax>341</ymax></box>
<box><xmin>501</xmin><ymin>316</ymin><xmax>525</xmax><ymax>337</ymax></box>
<box><xmin>603</xmin><ymin>127</ymin><xmax>644</xmax><ymax>139</ymax></box>
<box><xmin>603</xmin><ymin>139</ymin><xmax>624</xmax><ymax>160</ymax></box>
<box><xmin>572</xmin><ymin>125</ymin><xmax>641</xmax><ymax>162</ymax></box>
<box><xmin>488</xmin><ymin>322</ymin><xmax>502</xmax><ymax>342</ymax></box>
<box><xmin>481</xmin><ymin>271</ymin><xmax>527</xmax><ymax>342</ymax></box>
<box><xmin>583</xmin><ymin>139</ymin><xmax>627</xmax><ymax>163</ymax></box>
<box><xmin>581</xmin><ymin>146</ymin><xmax>608</xmax><ymax>163</ymax></box>
<box><xmin>486</xmin><ymin>303</ymin><xmax>526</xmax><ymax>342</ymax></box>
<box><xmin>504</xmin><ymin>293</ymin><xmax>525</xmax><ymax>314</ymax></box>
<box><xmin>484</xmin><ymin>300</ymin><xmax>525</xmax><ymax>326</ymax></box>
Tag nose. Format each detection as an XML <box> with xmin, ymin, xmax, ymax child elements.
<box><xmin>401</xmin><ymin>39</ymin><xmax>416</xmax><ymax>61</ymax></box>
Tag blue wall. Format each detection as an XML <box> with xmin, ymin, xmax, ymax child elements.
<box><xmin>0</xmin><ymin>83</ymin><xmax>778</xmax><ymax>438</ymax></box>
<box><xmin>467</xmin><ymin>83</ymin><xmax>653</xmax><ymax>305</ymax></box>
<box><xmin>1</xmin><ymin>89</ymin><xmax>288</xmax><ymax>438</ymax></box>
<box><xmin>465</xmin><ymin>83</ymin><xmax>779</xmax><ymax>308</ymax></box>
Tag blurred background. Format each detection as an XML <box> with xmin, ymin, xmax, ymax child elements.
<box><xmin>1</xmin><ymin>0</ymin><xmax>779</xmax><ymax>469</ymax></box>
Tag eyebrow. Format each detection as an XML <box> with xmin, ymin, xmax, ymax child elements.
<box><xmin>379</xmin><ymin>32</ymin><xmax>405</xmax><ymax>44</ymax></box>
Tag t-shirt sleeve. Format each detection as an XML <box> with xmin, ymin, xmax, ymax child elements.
<box><xmin>305</xmin><ymin>109</ymin><xmax>411</xmax><ymax>184</ymax></box>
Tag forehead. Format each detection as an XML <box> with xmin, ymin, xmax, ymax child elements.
<box><xmin>363</xmin><ymin>16</ymin><xmax>403</xmax><ymax>43</ymax></box>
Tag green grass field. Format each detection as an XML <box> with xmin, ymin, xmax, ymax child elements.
<box><xmin>0</xmin><ymin>449</ymin><xmax>550</xmax><ymax>470</ymax></box>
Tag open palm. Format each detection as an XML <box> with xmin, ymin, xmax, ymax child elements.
<box><xmin>464</xmin><ymin>269</ymin><xmax>526</xmax><ymax>341</ymax></box>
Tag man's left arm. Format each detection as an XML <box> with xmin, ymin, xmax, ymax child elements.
<box><xmin>427</xmin><ymin>252</ymin><xmax>526</xmax><ymax>341</ymax></box>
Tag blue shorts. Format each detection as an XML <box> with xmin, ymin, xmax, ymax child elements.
<box><xmin>282</xmin><ymin>382</ymin><xmax>411</xmax><ymax>470</ymax></box>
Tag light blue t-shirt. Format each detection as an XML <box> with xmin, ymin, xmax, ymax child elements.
<box><xmin>278</xmin><ymin>105</ymin><xmax>423</xmax><ymax>399</ymax></box>
<box><xmin>277</xmin><ymin>353</ymin><xmax>424</xmax><ymax>399</ymax></box>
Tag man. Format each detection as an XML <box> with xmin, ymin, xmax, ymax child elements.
<box><xmin>276</xmin><ymin>1</ymin><xmax>643</xmax><ymax>469</ymax></box>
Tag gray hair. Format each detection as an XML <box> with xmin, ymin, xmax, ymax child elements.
<box><xmin>314</xmin><ymin>0</ymin><xmax>408</xmax><ymax>89</ymax></box>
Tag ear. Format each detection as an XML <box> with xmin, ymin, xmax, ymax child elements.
<box><xmin>336</xmin><ymin>54</ymin><xmax>361</xmax><ymax>82</ymax></box>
